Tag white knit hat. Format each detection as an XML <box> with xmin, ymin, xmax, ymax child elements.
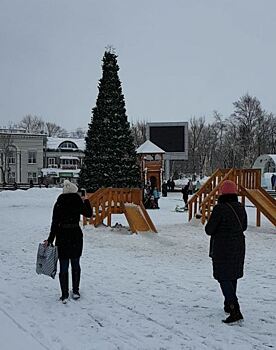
<box><xmin>63</xmin><ymin>180</ymin><xmax>78</xmax><ymax>194</ymax></box>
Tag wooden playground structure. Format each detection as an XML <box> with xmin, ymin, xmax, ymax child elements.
<box><xmin>188</xmin><ymin>168</ymin><xmax>276</xmax><ymax>227</ymax></box>
<box><xmin>83</xmin><ymin>188</ymin><xmax>157</xmax><ymax>234</ymax></box>
<box><xmin>82</xmin><ymin>168</ymin><xmax>275</xmax><ymax>233</ymax></box>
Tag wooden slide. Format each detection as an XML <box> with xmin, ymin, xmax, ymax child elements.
<box><xmin>242</xmin><ymin>186</ymin><xmax>276</xmax><ymax>226</ymax></box>
<box><xmin>122</xmin><ymin>202</ymin><xmax>158</xmax><ymax>234</ymax></box>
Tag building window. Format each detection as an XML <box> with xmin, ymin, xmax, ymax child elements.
<box><xmin>59</xmin><ymin>141</ymin><xmax>78</xmax><ymax>150</ymax></box>
<box><xmin>48</xmin><ymin>158</ymin><xmax>56</xmax><ymax>166</ymax></box>
<box><xmin>61</xmin><ymin>159</ymin><xmax>76</xmax><ymax>165</ymax></box>
<box><xmin>28</xmin><ymin>151</ymin><xmax>37</xmax><ymax>164</ymax></box>
<box><xmin>8</xmin><ymin>152</ymin><xmax>16</xmax><ymax>164</ymax></box>
<box><xmin>28</xmin><ymin>172</ymin><xmax>37</xmax><ymax>183</ymax></box>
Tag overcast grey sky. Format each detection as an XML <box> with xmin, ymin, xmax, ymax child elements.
<box><xmin>1</xmin><ymin>0</ymin><xmax>276</xmax><ymax>131</ymax></box>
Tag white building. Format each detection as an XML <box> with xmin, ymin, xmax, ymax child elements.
<box><xmin>41</xmin><ymin>137</ymin><xmax>85</xmax><ymax>184</ymax></box>
<box><xmin>0</xmin><ymin>130</ymin><xmax>85</xmax><ymax>185</ymax></box>
<box><xmin>0</xmin><ymin>129</ymin><xmax>44</xmax><ymax>184</ymax></box>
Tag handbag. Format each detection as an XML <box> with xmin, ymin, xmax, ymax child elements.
<box><xmin>36</xmin><ymin>243</ymin><xmax>58</xmax><ymax>279</ymax></box>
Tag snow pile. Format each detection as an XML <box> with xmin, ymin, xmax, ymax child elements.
<box><xmin>0</xmin><ymin>188</ymin><xmax>275</xmax><ymax>349</ymax></box>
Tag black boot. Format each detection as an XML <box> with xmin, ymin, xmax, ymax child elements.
<box><xmin>59</xmin><ymin>272</ymin><xmax>69</xmax><ymax>303</ymax></box>
<box><xmin>224</xmin><ymin>301</ymin><xmax>230</xmax><ymax>313</ymax></box>
<box><xmin>222</xmin><ymin>303</ymin><xmax>243</xmax><ymax>324</ymax></box>
<box><xmin>72</xmin><ymin>269</ymin><xmax>81</xmax><ymax>300</ymax></box>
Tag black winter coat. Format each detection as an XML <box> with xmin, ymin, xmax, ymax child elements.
<box><xmin>205</xmin><ymin>194</ymin><xmax>247</xmax><ymax>281</ymax></box>
<box><xmin>47</xmin><ymin>193</ymin><xmax>92</xmax><ymax>260</ymax></box>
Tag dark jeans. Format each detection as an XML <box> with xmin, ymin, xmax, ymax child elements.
<box><xmin>59</xmin><ymin>258</ymin><xmax>80</xmax><ymax>274</ymax></box>
<box><xmin>219</xmin><ymin>280</ymin><xmax>238</xmax><ymax>304</ymax></box>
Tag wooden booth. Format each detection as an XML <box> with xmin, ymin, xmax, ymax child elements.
<box><xmin>136</xmin><ymin>140</ymin><xmax>165</xmax><ymax>191</ymax></box>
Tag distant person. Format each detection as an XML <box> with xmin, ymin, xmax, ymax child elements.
<box><xmin>205</xmin><ymin>180</ymin><xmax>247</xmax><ymax>324</ymax></box>
<box><xmin>44</xmin><ymin>180</ymin><xmax>92</xmax><ymax>304</ymax></box>
<box><xmin>152</xmin><ymin>187</ymin><xmax>160</xmax><ymax>209</ymax></box>
<box><xmin>167</xmin><ymin>179</ymin><xmax>172</xmax><ymax>191</ymax></box>
<box><xmin>188</xmin><ymin>180</ymin><xmax>193</xmax><ymax>195</ymax></box>
<box><xmin>195</xmin><ymin>180</ymin><xmax>201</xmax><ymax>192</ymax></box>
<box><xmin>161</xmin><ymin>181</ymin><xmax>168</xmax><ymax>197</ymax></box>
<box><xmin>171</xmin><ymin>179</ymin><xmax>175</xmax><ymax>192</ymax></box>
<box><xmin>271</xmin><ymin>174</ymin><xmax>276</xmax><ymax>190</ymax></box>
<box><xmin>181</xmin><ymin>183</ymin><xmax>189</xmax><ymax>210</ymax></box>
<box><xmin>13</xmin><ymin>182</ymin><xmax>18</xmax><ymax>190</ymax></box>
<box><xmin>29</xmin><ymin>179</ymin><xmax>34</xmax><ymax>188</ymax></box>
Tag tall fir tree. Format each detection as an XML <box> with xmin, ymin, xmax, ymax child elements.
<box><xmin>79</xmin><ymin>50</ymin><xmax>141</xmax><ymax>192</ymax></box>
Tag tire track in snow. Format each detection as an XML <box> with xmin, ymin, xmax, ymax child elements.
<box><xmin>0</xmin><ymin>306</ymin><xmax>51</xmax><ymax>350</ymax></box>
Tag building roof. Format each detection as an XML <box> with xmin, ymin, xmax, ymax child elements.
<box><xmin>41</xmin><ymin>167</ymin><xmax>80</xmax><ymax>177</ymax></box>
<box><xmin>47</xmin><ymin>137</ymin><xmax>85</xmax><ymax>151</ymax></box>
<box><xmin>60</xmin><ymin>156</ymin><xmax>80</xmax><ymax>160</ymax></box>
<box><xmin>252</xmin><ymin>154</ymin><xmax>276</xmax><ymax>174</ymax></box>
<box><xmin>136</xmin><ymin>140</ymin><xmax>165</xmax><ymax>154</ymax></box>
<box><xmin>253</xmin><ymin>154</ymin><xmax>276</xmax><ymax>167</ymax></box>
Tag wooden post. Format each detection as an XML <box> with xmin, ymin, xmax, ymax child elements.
<box><xmin>241</xmin><ymin>195</ymin><xmax>245</xmax><ymax>207</ymax></box>
<box><xmin>201</xmin><ymin>203</ymin><xmax>206</xmax><ymax>224</ymax></box>
<box><xmin>107</xmin><ymin>213</ymin><xmax>111</xmax><ymax>227</ymax></box>
<box><xmin>256</xmin><ymin>208</ymin><xmax>261</xmax><ymax>227</ymax></box>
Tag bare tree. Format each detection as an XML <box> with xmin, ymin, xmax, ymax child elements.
<box><xmin>57</xmin><ymin>129</ymin><xmax>69</xmax><ymax>138</ymax></box>
<box><xmin>45</xmin><ymin>122</ymin><xmax>63</xmax><ymax>137</ymax></box>
<box><xmin>70</xmin><ymin>127</ymin><xmax>86</xmax><ymax>138</ymax></box>
<box><xmin>267</xmin><ymin>113</ymin><xmax>276</xmax><ymax>153</ymax></box>
<box><xmin>19</xmin><ymin>114</ymin><xmax>45</xmax><ymax>134</ymax></box>
<box><xmin>231</xmin><ymin>94</ymin><xmax>264</xmax><ymax>167</ymax></box>
<box><xmin>188</xmin><ymin>116</ymin><xmax>206</xmax><ymax>174</ymax></box>
<box><xmin>131</xmin><ymin>120</ymin><xmax>147</xmax><ymax>147</ymax></box>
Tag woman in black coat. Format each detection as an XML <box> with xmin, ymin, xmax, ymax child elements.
<box><xmin>45</xmin><ymin>180</ymin><xmax>92</xmax><ymax>303</ymax></box>
<box><xmin>205</xmin><ymin>180</ymin><xmax>247</xmax><ymax>323</ymax></box>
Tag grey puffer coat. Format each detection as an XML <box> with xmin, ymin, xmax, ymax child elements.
<box><xmin>205</xmin><ymin>194</ymin><xmax>247</xmax><ymax>281</ymax></box>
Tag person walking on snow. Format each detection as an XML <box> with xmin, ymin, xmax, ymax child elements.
<box><xmin>181</xmin><ymin>183</ymin><xmax>189</xmax><ymax>210</ymax></box>
<box><xmin>161</xmin><ymin>181</ymin><xmax>168</xmax><ymax>197</ymax></box>
<box><xmin>271</xmin><ymin>174</ymin><xmax>276</xmax><ymax>190</ymax></box>
<box><xmin>187</xmin><ymin>179</ymin><xmax>194</xmax><ymax>195</ymax></box>
<box><xmin>44</xmin><ymin>180</ymin><xmax>92</xmax><ymax>303</ymax></box>
<box><xmin>205</xmin><ymin>180</ymin><xmax>247</xmax><ymax>324</ymax></box>
<box><xmin>152</xmin><ymin>186</ymin><xmax>160</xmax><ymax>209</ymax></box>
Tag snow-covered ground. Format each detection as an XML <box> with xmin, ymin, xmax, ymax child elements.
<box><xmin>0</xmin><ymin>188</ymin><xmax>275</xmax><ymax>350</ymax></box>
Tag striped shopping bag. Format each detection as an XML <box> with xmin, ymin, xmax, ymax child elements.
<box><xmin>36</xmin><ymin>243</ymin><xmax>58</xmax><ymax>279</ymax></box>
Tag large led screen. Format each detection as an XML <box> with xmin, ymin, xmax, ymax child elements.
<box><xmin>149</xmin><ymin>126</ymin><xmax>185</xmax><ymax>152</ymax></box>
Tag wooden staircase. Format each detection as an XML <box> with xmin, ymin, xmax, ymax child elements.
<box><xmin>188</xmin><ymin>168</ymin><xmax>276</xmax><ymax>227</ymax></box>
<box><xmin>83</xmin><ymin>188</ymin><xmax>157</xmax><ymax>233</ymax></box>
<box><xmin>266</xmin><ymin>189</ymin><xmax>276</xmax><ymax>199</ymax></box>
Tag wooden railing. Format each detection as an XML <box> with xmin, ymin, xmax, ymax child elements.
<box><xmin>188</xmin><ymin>168</ymin><xmax>261</xmax><ymax>224</ymax></box>
<box><xmin>188</xmin><ymin>169</ymin><xmax>229</xmax><ymax>221</ymax></box>
<box><xmin>83</xmin><ymin>188</ymin><xmax>142</xmax><ymax>227</ymax></box>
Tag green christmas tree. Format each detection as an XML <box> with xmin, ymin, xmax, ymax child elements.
<box><xmin>79</xmin><ymin>50</ymin><xmax>141</xmax><ymax>192</ymax></box>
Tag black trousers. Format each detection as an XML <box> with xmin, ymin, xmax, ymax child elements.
<box><xmin>59</xmin><ymin>257</ymin><xmax>80</xmax><ymax>273</ymax></box>
<box><xmin>219</xmin><ymin>280</ymin><xmax>238</xmax><ymax>304</ymax></box>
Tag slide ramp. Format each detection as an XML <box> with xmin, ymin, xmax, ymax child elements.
<box><xmin>122</xmin><ymin>202</ymin><xmax>157</xmax><ymax>234</ymax></box>
<box><xmin>242</xmin><ymin>187</ymin><xmax>276</xmax><ymax>226</ymax></box>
